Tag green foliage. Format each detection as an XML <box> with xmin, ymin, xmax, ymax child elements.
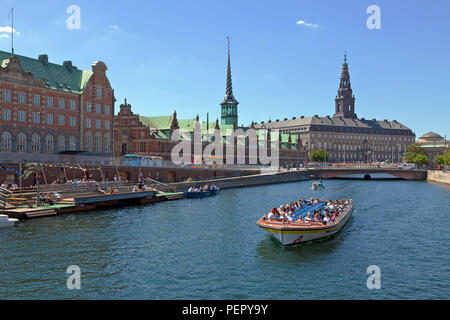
<box><xmin>310</xmin><ymin>150</ymin><xmax>329</xmax><ymax>162</ymax></box>
<box><xmin>412</xmin><ymin>154</ymin><xmax>429</xmax><ymax>166</ymax></box>
<box><xmin>435</xmin><ymin>152</ymin><xmax>450</xmax><ymax>166</ymax></box>
<box><xmin>21</xmin><ymin>163</ymin><xmax>39</xmax><ymax>180</ymax></box>
<box><xmin>404</xmin><ymin>143</ymin><xmax>427</xmax><ymax>163</ymax></box>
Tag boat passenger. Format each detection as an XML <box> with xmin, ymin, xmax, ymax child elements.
<box><xmin>305</xmin><ymin>212</ymin><xmax>312</xmax><ymax>222</ymax></box>
<box><xmin>188</xmin><ymin>187</ymin><xmax>194</xmax><ymax>192</ymax></box>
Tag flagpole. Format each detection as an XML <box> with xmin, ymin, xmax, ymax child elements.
<box><xmin>11</xmin><ymin>8</ymin><xmax>14</xmax><ymax>56</ymax></box>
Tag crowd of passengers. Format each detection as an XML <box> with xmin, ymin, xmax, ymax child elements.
<box><xmin>264</xmin><ymin>198</ymin><xmax>351</xmax><ymax>225</ymax></box>
<box><xmin>187</xmin><ymin>185</ymin><xmax>218</xmax><ymax>192</ymax></box>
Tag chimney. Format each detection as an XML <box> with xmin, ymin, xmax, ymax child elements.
<box><xmin>292</xmin><ymin>117</ymin><xmax>296</xmax><ymax>120</ymax></box>
<box><xmin>38</xmin><ymin>54</ymin><xmax>48</xmax><ymax>66</ymax></box>
<box><xmin>63</xmin><ymin>61</ymin><xmax>73</xmax><ymax>72</ymax></box>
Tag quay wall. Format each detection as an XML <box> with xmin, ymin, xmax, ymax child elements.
<box><xmin>0</xmin><ymin>163</ymin><xmax>259</xmax><ymax>186</ymax></box>
<box><xmin>166</xmin><ymin>170</ymin><xmax>313</xmax><ymax>192</ymax></box>
<box><xmin>427</xmin><ymin>170</ymin><xmax>450</xmax><ymax>185</ymax></box>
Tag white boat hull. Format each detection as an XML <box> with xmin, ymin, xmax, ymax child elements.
<box><xmin>0</xmin><ymin>215</ymin><xmax>18</xmax><ymax>228</ymax></box>
<box><xmin>258</xmin><ymin>204</ymin><xmax>353</xmax><ymax>246</ymax></box>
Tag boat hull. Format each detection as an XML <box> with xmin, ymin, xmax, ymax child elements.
<box><xmin>257</xmin><ymin>204</ymin><xmax>353</xmax><ymax>246</ymax></box>
<box><xmin>184</xmin><ymin>188</ymin><xmax>220</xmax><ymax>198</ymax></box>
<box><xmin>0</xmin><ymin>216</ymin><xmax>18</xmax><ymax>228</ymax></box>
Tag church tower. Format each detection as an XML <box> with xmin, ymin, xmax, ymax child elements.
<box><xmin>220</xmin><ymin>37</ymin><xmax>239</xmax><ymax>127</ymax></box>
<box><xmin>334</xmin><ymin>52</ymin><xmax>356</xmax><ymax>118</ymax></box>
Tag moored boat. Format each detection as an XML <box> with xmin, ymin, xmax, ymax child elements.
<box><xmin>184</xmin><ymin>187</ymin><xmax>220</xmax><ymax>198</ymax></box>
<box><xmin>257</xmin><ymin>200</ymin><xmax>353</xmax><ymax>246</ymax></box>
<box><xmin>0</xmin><ymin>214</ymin><xmax>18</xmax><ymax>228</ymax></box>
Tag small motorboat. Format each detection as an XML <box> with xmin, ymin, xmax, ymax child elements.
<box><xmin>0</xmin><ymin>214</ymin><xmax>18</xmax><ymax>228</ymax></box>
<box><xmin>184</xmin><ymin>188</ymin><xmax>220</xmax><ymax>198</ymax></box>
<box><xmin>257</xmin><ymin>200</ymin><xmax>353</xmax><ymax>246</ymax></box>
<box><xmin>311</xmin><ymin>181</ymin><xmax>325</xmax><ymax>190</ymax></box>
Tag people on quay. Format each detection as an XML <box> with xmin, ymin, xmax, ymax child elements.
<box><xmin>1</xmin><ymin>181</ymin><xmax>8</xmax><ymax>189</ymax></box>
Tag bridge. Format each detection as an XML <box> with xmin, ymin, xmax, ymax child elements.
<box><xmin>308</xmin><ymin>165</ymin><xmax>427</xmax><ymax>181</ymax></box>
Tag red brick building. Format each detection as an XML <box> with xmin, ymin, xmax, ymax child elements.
<box><xmin>0</xmin><ymin>50</ymin><xmax>115</xmax><ymax>163</ymax></box>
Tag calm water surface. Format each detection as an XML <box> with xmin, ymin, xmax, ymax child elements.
<box><xmin>0</xmin><ymin>179</ymin><xmax>449</xmax><ymax>299</ymax></box>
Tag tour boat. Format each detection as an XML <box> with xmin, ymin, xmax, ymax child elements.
<box><xmin>256</xmin><ymin>200</ymin><xmax>353</xmax><ymax>246</ymax></box>
<box><xmin>184</xmin><ymin>188</ymin><xmax>220</xmax><ymax>198</ymax></box>
<box><xmin>0</xmin><ymin>214</ymin><xmax>18</xmax><ymax>228</ymax></box>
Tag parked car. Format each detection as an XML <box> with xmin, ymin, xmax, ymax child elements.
<box><xmin>398</xmin><ymin>163</ymin><xmax>416</xmax><ymax>170</ymax></box>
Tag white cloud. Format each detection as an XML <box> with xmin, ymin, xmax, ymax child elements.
<box><xmin>110</xmin><ymin>25</ymin><xmax>120</xmax><ymax>31</ymax></box>
<box><xmin>296</xmin><ymin>20</ymin><xmax>318</xmax><ymax>28</ymax></box>
<box><xmin>0</xmin><ymin>26</ymin><xmax>18</xmax><ymax>33</ymax></box>
<box><xmin>0</xmin><ymin>34</ymin><xmax>9</xmax><ymax>38</ymax></box>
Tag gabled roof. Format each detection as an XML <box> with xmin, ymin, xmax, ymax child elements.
<box><xmin>0</xmin><ymin>50</ymin><xmax>93</xmax><ymax>94</ymax></box>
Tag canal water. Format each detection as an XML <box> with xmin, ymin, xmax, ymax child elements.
<box><xmin>1</xmin><ymin>179</ymin><xmax>449</xmax><ymax>299</ymax></box>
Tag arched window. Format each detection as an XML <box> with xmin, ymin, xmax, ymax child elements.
<box><xmin>85</xmin><ymin>132</ymin><xmax>92</xmax><ymax>152</ymax></box>
<box><xmin>1</xmin><ymin>132</ymin><xmax>12</xmax><ymax>151</ymax></box>
<box><xmin>95</xmin><ymin>132</ymin><xmax>102</xmax><ymax>153</ymax></box>
<box><xmin>45</xmin><ymin>134</ymin><xmax>54</xmax><ymax>153</ymax></box>
<box><xmin>69</xmin><ymin>136</ymin><xmax>76</xmax><ymax>151</ymax></box>
<box><xmin>58</xmin><ymin>135</ymin><xmax>66</xmax><ymax>152</ymax></box>
<box><xmin>348</xmin><ymin>105</ymin><xmax>351</xmax><ymax>112</ymax></box>
<box><xmin>31</xmin><ymin>134</ymin><xmax>41</xmax><ymax>153</ymax></box>
<box><xmin>338</xmin><ymin>104</ymin><xmax>342</xmax><ymax>112</ymax></box>
<box><xmin>17</xmin><ymin>133</ymin><xmax>26</xmax><ymax>152</ymax></box>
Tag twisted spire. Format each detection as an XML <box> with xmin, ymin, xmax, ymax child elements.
<box><xmin>221</xmin><ymin>36</ymin><xmax>238</xmax><ymax>105</ymax></box>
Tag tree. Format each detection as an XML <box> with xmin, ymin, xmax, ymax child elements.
<box><xmin>310</xmin><ymin>150</ymin><xmax>329</xmax><ymax>162</ymax></box>
<box><xmin>412</xmin><ymin>154</ymin><xmax>429</xmax><ymax>167</ymax></box>
<box><xmin>21</xmin><ymin>163</ymin><xmax>41</xmax><ymax>207</ymax></box>
<box><xmin>404</xmin><ymin>143</ymin><xmax>427</xmax><ymax>163</ymax></box>
<box><xmin>435</xmin><ymin>152</ymin><xmax>450</xmax><ymax>167</ymax></box>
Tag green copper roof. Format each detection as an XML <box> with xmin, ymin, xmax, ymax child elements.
<box><xmin>0</xmin><ymin>50</ymin><xmax>93</xmax><ymax>94</ymax></box>
<box><xmin>139</xmin><ymin>115</ymin><xmax>174</xmax><ymax>130</ymax></box>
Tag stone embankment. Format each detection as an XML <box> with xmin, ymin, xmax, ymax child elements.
<box><xmin>166</xmin><ymin>169</ymin><xmax>315</xmax><ymax>192</ymax></box>
<box><xmin>427</xmin><ymin>170</ymin><xmax>450</xmax><ymax>185</ymax></box>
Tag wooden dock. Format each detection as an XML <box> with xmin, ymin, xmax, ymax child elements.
<box><xmin>1</xmin><ymin>191</ymin><xmax>185</xmax><ymax>220</ymax></box>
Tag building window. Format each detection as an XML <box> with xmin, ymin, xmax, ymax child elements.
<box><xmin>95</xmin><ymin>119</ymin><xmax>101</xmax><ymax>129</ymax></box>
<box><xmin>58</xmin><ymin>135</ymin><xmax>66</xmax><ymax>152</ymax></box>
<box><xmin>86</xmin><ymin>118</ymin><xmax>92</xmax><ymax>128</ymax></box>
<box><xmin>31</xmin><ymin>134</ymin><xmax>41</xmax><ymax>153</ymax></box>
<box><xmin>46</xmin><ymin>96</ymin><xmax>54</xmax><ymax>107</ymax></box>
<box><xmin>46</xmin><ymin>114</ymin><xmax>54</xmax><ymax>125</ymax></box>
<box><xmin>2</xmin><ymin>109</ymin><xmax>11</xmax><ymax>120</ymax></box>
<box><xmin>58</xmin><ymin>98</ymin><xmax>65</xmax><ymax>109</ymax></box>
<box><xmin>104</xmin><ymin>120</ymin><xmax>110</xmax><ymax>130</ymax></box>
<box><xmin>16</xmin><ymin>133</ymin><xmax>26</xmax><ymax>152</ymax></box>
<box><xmin>45</xmin><ymin>134</ymin><xmax>54</xmax><ymax>153</ymax></box>
<box><xmin>86</xmin><ymin>102</ymin><xmax>92</xmax><ymax>112</ymax></box>
<box><xmin>104</xmin><ymin>105</ymin><xmax>111</xmax><ymax>114</ymax></box>
<box><xmin>140</xmin><ymin>141</ymin><xmax>146</xmax><ymax>152</ymax></box>
<box><xmin>85</xmin><ymin>132</ymin><xmax>92</xmax><ymax>152</ymax></box>
<box><xmin>70</xmin><ymin>100</ymin><xmax>77</xmax><ymax>111</ymax></box>
<box><xmin>58</xmin><ymin>115</ymin><xmax>65</xmax><ymax>126</ymax></box>
<box><xmin>69</xmin><ymin>136</ymin><xmax>76</xmax><ymax>151</ymax></box>
<box><xmin>2</xmin><ymin>90</ymin><xmax>11</xmax><ymax>101</ymax></box>
<box><xmin>104</xmin><ymin>134</ymin><xmax>110</xmax><ymax>153</ymax></box>
<box><xmin>96</xmin><ymin>87</ymin><xmax>102</xmax><ymax>97</ymax></box>
<box><xmin>32</xmin><ymin>112</ymin><xmax>40</xmax><ymax>124</ymax></box>
<box><xmin>18</xmin><ymin>111</ymin><xmax>26</xmax><ymax>122</ymax></box>
<box><xmin>95</xmin><ymin>133</ymin><xmax>102</xmax><ymax>153</ymax></box>
<box><xmin>19</xmin><ymin>92</ymin><xmax>27</xmax><ymax>104</ymax></box>
<box><xmin>0</xmin><ymin>132</ymin><xmax>12</xmax><ymax>151</ymax></box>
<box><xmin>95</xmin><ymin>104</ymin><xmax>101</xmax><ymax>114</ymax></box>
<box><xmin>69</xmin><ymin>116</ymin><xmax>76</xmax><ymax>127</ymax></box>
<box><xmin>33</xmin><ymin>95</ymin><xmax>40</xmax><ymax>106</ymax></box>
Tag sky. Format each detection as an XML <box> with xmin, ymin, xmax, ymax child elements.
<box><xmin>0</xmin><ymin>0</ymin><xmax>449</xmax><ymax>139</ymax></box>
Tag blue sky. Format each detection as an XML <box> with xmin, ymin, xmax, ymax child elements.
<box><xmin>1</xmin><ymin>0</ymin><xmax>449</xmax><ymax>139</ymax></box>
